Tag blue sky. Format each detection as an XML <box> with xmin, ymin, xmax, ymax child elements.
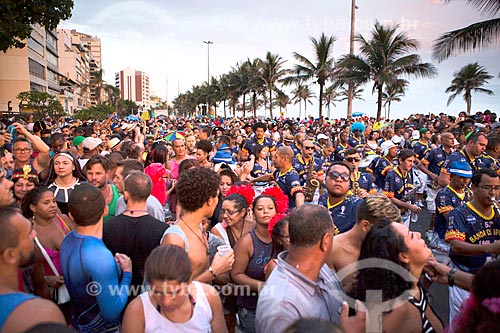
<box><xmin>61</xmin><ymin>0</ymin><xmax>500</xmax><ymax>119</ymax></box>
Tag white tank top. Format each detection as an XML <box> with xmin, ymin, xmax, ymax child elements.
<box><xmin>213</xmin><ymin>223</ymin><xmax>230</xmax><ymax>245</ymax></box>
<box><xmin>140</xmin><ymin>281</ymin><xmax>213</xmax><ymax>333</ymax></box>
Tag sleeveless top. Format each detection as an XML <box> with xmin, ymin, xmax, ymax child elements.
<box><xmin>213</xmin><ymin>223</ymin><xmax>230</xmax><ymax>245</ymax></box>
<box><xmin>161</xmin><ymin>224</ymin><xmax>189</xmax><ymax>251</ymax></box>
<box><xmin>140</xmin><ymin>281</ymin><xmax>212</xmax><ymax>333</ymax></box>
<box><xmin>237</xmin><ymin>230</ymin><xmax>272</xmax><ymax>310</ymax></box>
<box><xmin>250</xmin><ymin>159</ymin><xmax>271</xmax><ymax>186</ymax></box>
<box><xmin>42</xmin><ymin>215</ymin><xmax>70</xmax><ymax>276</ymax></box>
<box><xmin>0</xmin><ymin>293</ymin><xmax>37</xmax><ymax>331</ymax></box>
<box><xmin>408</xmin><ymin>286</ymin><xmax>440</xmax><ymax>333</ymax></box>
<box><xmin>48</xmin><ymin>179</ymin><xmax>85</xmax><ymax>214</ymax></box>
<box><xmin>103</xmin><ymin>184</ymin><xmax>120</xmax><ymax>222</ymax></box>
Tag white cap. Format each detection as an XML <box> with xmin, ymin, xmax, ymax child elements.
<box><xmin>380</xmin><ymin>140</ymin><xmax>397</xmax><ymax>156</ymax></box>
<box><xmin>411</xmin><ymin>130</ymin><xmax>420</xmax><ymax>140</ymax></box>
<box><xmin>317</xmin><ymin>133</ymin><xmax>328</xmax><ymax>141</ymax></box>
<box><xmin>391</xmin><ymin>135</ymin><xmax>403</xmax><ymax>144</ymax></box>
<box><xmin>82</xmin><ymin>137</ymin><xmax>103</xmax><ymax>151</ymax></box>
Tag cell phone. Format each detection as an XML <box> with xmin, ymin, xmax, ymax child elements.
<box><xmin>8</xmin><ymin>125</ymin><xmax>17</xmax><ymax>141</ymax></box>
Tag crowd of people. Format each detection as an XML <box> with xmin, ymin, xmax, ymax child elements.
<box><xmin>0</xmin><ymin>110</ymin><xmax>500</xmax><ymax>333</ymax></box>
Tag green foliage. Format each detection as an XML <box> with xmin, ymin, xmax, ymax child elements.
<box><xmin>73</xmin><ymin>104</ymin><xmax>115</xmax><ymax>121</ymax></box>
<box><xmin>0</xmin><ymin>0</ymin><xmax>74</xmax><ymax>52</ymax></box>
<box><xmin>16</xmin><ymin>91</ymin><xmax>65</xmax><ymax>119</ymax></box>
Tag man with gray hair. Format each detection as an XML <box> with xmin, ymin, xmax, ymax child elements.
<box><xmin>256</xmin><ymin>205</ymin><xmax>364</xmax><ymax>333</ymax></box>
<box><xmin>103</xmin><ymin>171</ymin><xmax>168</xmax><ymax>299</ymax></box>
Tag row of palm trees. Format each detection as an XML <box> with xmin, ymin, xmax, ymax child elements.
<box><xmin>173</xmin><ymin>21</ymin><xmax>437</xmax><ymax>121</ymax></box>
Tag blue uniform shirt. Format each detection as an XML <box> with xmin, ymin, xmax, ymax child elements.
<box><xmin>446</xmin><ymin>202</ymin><xmax>500</xmax><ymax>273</ymax></box>
<box><xmin>421</xmin><ymin>146</ymin><xmax>452</xmax><ymax>176</ymax></box>
<box><xmin>333</xmin><ymin>143</ymin><xmax>349</xmax><ymax>162</ymax></box>
<box><xmin>292</xmin><ymin>154</ymin><xmax>324</xmax><ymax>186</ymax></box>
<box><xmin>413</xmin><ymin>141</ymin><xmax>431</xmax><ymax>160</ymax></box>
<box><xmin>383</xmin><ymin>167</ymin><xmax>414</xmax><ymax>202</ymax></box>
<box><xmin>243</xmin><ymin>137</ymin><xmax>275</xmax><ymax>156</ymax></box>
<box><xmin>271</xmin><ymin>167</ymin><xmax>303</xmax><ymax>210</ymax></box>
<box><xmin>318</xmin><ymin>193</ymin><xmax>362</xmax><ymax>234</ymax></box>
<box><xmin>435</xmin><ymin>186</ymin><xmax>470</xmax><ymax>239</ymax></box>
<box><xmin>441</xmin><ymin>150</ymin><xmax>490</xmax><ymax>176</ymax></box>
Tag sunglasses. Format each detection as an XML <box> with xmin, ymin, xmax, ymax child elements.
<box><xmin>327</xmin><ymin>171</ymin><xmax>350</xmax><ymax>182</ymax></box>
<box><xmin>303</xmin><ymin>146</ymin><xmax>315</xmax><ymax>150</ymax></box>
<box><xmin>345</xmin><ymin>157</ymin><xmax>361</xmax><ymax>162</ymax></box>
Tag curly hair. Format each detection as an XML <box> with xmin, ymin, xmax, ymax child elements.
<box><xmin>176</xmin><ymin>167</ymin><xmax>220</xmax><ymax>212</ymax></box>
<box><xmin>349</xmin><ymin>222</ymin><xmax>413</xmax><ymax>303</ymax></box>
<box><xmin>453</xmin><ymin>260</ymin><xmax>500</xmax><ymax>333</ymax></box>
<box><xmin>21</xmin><ymin>187</ymin><xmax>52</xmax><ymax>219</ymax></box>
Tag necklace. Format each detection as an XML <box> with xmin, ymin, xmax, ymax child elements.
<box><xmin>229</xmin><ymin>219</ymin><xmax>245</xmax><ymax>242</ymax></box>
<box><xmin>180</xmin><ymin>217</ymin><xmax>210</xmax><ymax>256</ymax></box>
<box><xmin>124</xmin><ymin>209</ymin><xmax>148</xmax><ymax>214</ymax></box>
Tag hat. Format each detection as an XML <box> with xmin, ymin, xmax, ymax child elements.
<box><xmin>108</xmin><ymin>137</ymin><xmax>122</xmax><ymax>150</ymax></box>
<box><xmin>420</xmin><ymin>128</ymin><xmax>429</xmax><ymax>134</ymax></box>
<box><xmin>491</xmin><ymin>122</ymin><xmax>500</xmax><ymax>129</ymax></box>
<box><xmin>317</xmin><ymin>133</ymin><xmax>328</xmax><ymax>141</ymax></box>
<box><xmin>72</xmin><ymin>136</ymin><xmax>85</xmax><ymax>147</ymax></box>
<box><xmin>283</xmin><ymin>135</ymin><xmax>294</xmax><ymax>143</ymax></box>
<box><xmin>126</xmin><ymin>123</ymin><xmax>137</xmax><ymax>132</ymax></box>
<box><xmin>212</xmin><ymin>144</ymin><xmax>234</xmax><ymax>164</ymax></box>
<box><xmin>243</xmin><ymin>123</ymin><xmax>253</xmax><ymax>129</ymax></box>
<box><xmin>391</xmin><ymin>135</ymin><xmax>403</xmax><ymax>144</ymax></box>
<box><xmin>380</xmin><ymin>140</ymin><xmax>397</xmax><ymax>156</ymax></box>
<box><xmin>212</xmin><ymin>126</ymin><xmax>224</xmax><ymax>135</ymax></box>
<box><xmin>411</xmin><ymin>130</ymin><xmax>420</xmax><ymax>140</ymax></box>
<box><xmin>449</xmin><ymin>161</ymin><xmax>472</xmax><ymax>178</ymax></box>
<box><xmin>82</xmin><ymin>137</ymin><xmax>102</xmax><ymax>151</ymax></box>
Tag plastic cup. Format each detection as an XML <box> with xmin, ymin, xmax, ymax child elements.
<box><xmin>217</xmin><ymin>244</ymin><xmax>231</xmax><ymax>256</ymax></box>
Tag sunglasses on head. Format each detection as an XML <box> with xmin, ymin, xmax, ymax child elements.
<box><xmin>345</xmin><ymin>157</ymin><xmax>361</xmax><ymax>162</ymax></box>
<box><xmin>327</xmin><ymin>171</ymin><xmax>350</xmax><ymax>182</ymax></box>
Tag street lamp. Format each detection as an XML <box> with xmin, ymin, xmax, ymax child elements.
<box><xmin>347</xmin><ymin>0</ymin><xmax>357</xmax><ymax>119</ymax></box>
<box><xmin>203</xmin><ymin>41</ymin><xmax>213</xmax><ymax>85</ymax></box>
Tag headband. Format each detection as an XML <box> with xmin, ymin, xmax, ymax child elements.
<box><xmin>54</xmin><ymin>152</ymin><xmax>74</xmax><ymax>162</ymax></box>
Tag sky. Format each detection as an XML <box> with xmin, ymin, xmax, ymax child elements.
<box><xmin>60</xmin><ymin>0</ymin><xmax>500</xmax><ymax>119</ymax></box>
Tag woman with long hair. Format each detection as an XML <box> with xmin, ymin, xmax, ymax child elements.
<box><xmin>43</xmin><ymin>151</ymin><xmax>86</xmax><ymax>214</ymax></box>
<box><xmin>240</xmin><ymin>145</ymin><xmax>274</xmax><ymax>195</ymax></box>
<box><xmin>122</xmin><ymin>245</ymin><xmax>227</xmax><ymax>333</ymax></box>
<box><xmin>209</xmin><ymin>169</ymin><xmax>239</xmax><ymax>230</ymax></box>
<box><xmin>230</xmin><ymin>194</ymin><xmax>276</xmax><ymax>333</ymax></box>
<box><xmin>349</xmin><ymin>221</ymin><xmax>443</xmax><ymax>333</ymax></box>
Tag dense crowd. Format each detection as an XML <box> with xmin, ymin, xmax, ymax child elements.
<box><xmin>0</xmin><ymin>110</ymin><xmax>499</xmax><ymax>333</ymax></box>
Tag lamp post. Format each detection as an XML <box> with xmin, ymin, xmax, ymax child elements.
<box><xmin>347</xmin><ymin>0</ymin><xmax>357</xmax><ymax>119</ymax></box>
<box><xmin>203</xmin><ymin>41</ymin><xmax>213</xmax><ymax>85</ymax></box>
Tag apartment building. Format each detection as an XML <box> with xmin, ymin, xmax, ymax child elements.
<box><xmin>0</xmin><ymin>25</ymin><xmax>61</xmax><ymax>113</ymax></box>
<box><xmin>115</xmin><ymin>68</ymin><xmax>151</xmax><ymax>110</ymax></box>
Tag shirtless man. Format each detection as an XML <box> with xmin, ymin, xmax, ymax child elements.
<box><xmin>161</xmin><ymin>167</ymin><xmax>234</xmax><ymax>283</ymax></box>
<box><xmin>327</xmin><ymin>195</ymin><xmax>401</xmax><ymax>289</ymax></box>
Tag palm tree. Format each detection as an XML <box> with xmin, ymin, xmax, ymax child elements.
<box><xmin>246</xmin><ymin>58</ymin><xmax>265</xmax><ymax>118</ymax></box>
<box><xmin>292</xmin><ymin>84</ymin><xmax>316</xmax><ymax>118</ymax></box>
<box><xmin>286</xmin><ymin>33</ymin><xmax>336</xmax><ymax>118</ymax></box>
<box><xmin>260</xmin><ymin>52</ymin><xmax>287</xmax><ymax>119</ymax></box>
<box><xmin>382</xmin><ymin>79</ymin><xmax>408</xmax><ymax>119</ymax></box>
<box><xmin>337</xmin><ymin>21</ymin><xmax>437</xmax><ymax>121</ymax></box>
<box><xmin>276</xmin><ymin>90</ymin><xmax>290</xmax><ymax>117</ymax></box>
<box><xmin>445</xmin><ymin>62</ymin><xmax>494</xmax><ymax>115</ymax></box>
<box><xmin>90</xmin><ymin>69</ymin><xmax>104</xmax><ymax>104</ymax></box>
<box><xmin>432</xmin><ymin>0</ymin><xmax>500</xmax><ymax>62</ymax></box>
<box><xmin>323</xmin><ymin>85</ymin><xmax>342</xmax><ymax>118</ymax></box>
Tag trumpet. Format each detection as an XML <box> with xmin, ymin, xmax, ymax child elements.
<box><xmin>491</xmin><ymin>197</ymin><xmax>500</xmax><ymax>216</ymax></box>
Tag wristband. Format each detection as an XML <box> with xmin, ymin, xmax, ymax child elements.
<box><xmin>448</xmin><ymin>267</ymin><xmax>457</xmax><ymax>286</ymax></box>
<box><xmin>208</xmin><ymin>266</ymin><xmax>217</xmax><ymax>279</ymax></box>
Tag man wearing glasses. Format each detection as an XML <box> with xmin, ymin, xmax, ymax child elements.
<box><xmin>318</xmin><ymin>162</ymin><xmax>362</xmax><ymax>234</ymax></box>
<box><xmin>343</xmin><ymin>148</ymin><xmax>376</xmax><ymax>199</ymax></box>
<box><xmin>10</xmin><ymin>123</ymin><xmax>50</xmax><ymax>174</ymax></box>
<box><xmin>445</xmin><ymin>169</ymin><xmax>500</xmax><ymax>322</ymax></box>
<box><xmin>292</xmin><ymin>139</ymin><xmax>324</xmax><ymax>203</ymax></box>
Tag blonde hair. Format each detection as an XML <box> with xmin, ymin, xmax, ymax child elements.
<box><xmin>356</xmin><ymin>194</ymin><xmax>402</xmax><ymax>224</ymax></box>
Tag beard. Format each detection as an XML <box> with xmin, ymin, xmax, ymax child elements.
<box><xmin>19</xmin><ymin>247</ymin><xmax>36</xmax><ymax>268</ymax></box>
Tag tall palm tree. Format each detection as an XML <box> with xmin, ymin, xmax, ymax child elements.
<box><xmin>246</xmin><ymin>58</ymin><xmax>265</xmax><ymax>118</ymax></box>
<box><xmin>260</xmin><ymin>52</ymin><xmax>287</xmax><ymax>119</ymax></box>
<box><xmin>337</xmin><ymin>21</ymin><xmax>438</xmax><ymax>121</ymax></box>
<box><xmin>432</xmin><ymin>0</ymin><xmax>500</xmax><ymax>62</ymax></box>
<box><xmin>292</xmin><ymin>84</ymin><xmax>316</xmax><ymax>118</ymax></box>
<box><xmin>382</xmin><ymin>79</ymin><xmax>408</xmax><ymax>119</ymax></box>
<box><xmin>276</xmin><ymin>90</ymin><xmax>290</xmax><ymax>117</ymax></box>
<box><xmin>445</xmin><ymin>62</ymin><xmax>494</xmax><ymax>115</ymax></box>
<box><xmin>323</xmin><ymin>85</ymin><xmax>342</xmax><ymax>118</ymax></box>
<box><xmin>286</xmin><ymin>33</ymin><xmax>336</xmax><ymax>118</ymax></box>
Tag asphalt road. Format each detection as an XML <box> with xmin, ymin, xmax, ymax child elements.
<box><xmin>411</xmin><ymin>207</ymin><xmax>450</xmax><ymax>325</ymax></box>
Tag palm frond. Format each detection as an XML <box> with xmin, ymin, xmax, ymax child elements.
<box><xmin>445</xmin><ymin>0</ymin><xmax>500</xmax><ymax>15</ymax></box>
<box><xmin>432</xmin><ymin>18</ymin><xmax>500</xmax><ymax>62</ymax></box>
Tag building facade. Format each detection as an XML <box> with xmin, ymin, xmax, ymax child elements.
<box><xmin>115</xmin><ymin>68</ymin><xmax>151</xmax><ymax>110</ymax></box>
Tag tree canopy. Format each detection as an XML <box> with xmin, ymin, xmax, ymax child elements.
<box><xmin>0</xmin><ymin>0</ymin><xmax>74</xmax><ymax>52</ymax></box>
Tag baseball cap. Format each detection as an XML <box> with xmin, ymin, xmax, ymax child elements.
<box><xmin>449</xmin><ymin>161</ymin><xmax>472</xmax><ymax>178</ymax></box>
<box><xmin>82</xmin><ymin>137</ymin><xmax>102</xmax><ymax>151</ymax></box>
<box><xmin>411</xmin><ymin>130</ymin><xmax>420</xmax><ymax>140</ymax></box>
<box><xmin>72</xmin><ymin>136</ymin><xmax>85</xmax><ymax>147</ymax></box>
<box><xmin>317</xmin><ymin>133</ymin><xmax>328</xmax><ymax>141</ymax></box>
<box><xmin>108</xmin><ymin>137</ymin><xmax>122</xmax><ymax>150</ymax></box>
<box><xmin>420</xmin><ymin>128</ymin><xmax>429</xmax><ymax>134</ymax></box>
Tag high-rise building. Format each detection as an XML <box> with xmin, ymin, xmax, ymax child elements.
<box><xmin>0</xmin><ymin>25</ymin><xmax>61</xmax><ymax>113</ymax></box>
<box><xmin>115</xmin><ymin>68</ymin><xmax>151</xmax><ymax>110</ymax></box>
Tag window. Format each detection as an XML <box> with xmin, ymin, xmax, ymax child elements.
<box><xmin>28</xmin><ymin>38</ymin><xmax>44</xmax><ymax>57</ymax></box>
<box><xmin>30</xmin><ymin>82</ymin><xmax>46</xmax><ymax>92</ymax></box>
<box><xmin>29</xmin><ymin>59</ymin><xmax>45</xmax><ymax>79</ymax></box>
<box><xmin>45</xmin><ymin>32</ymin><xmax>57</xmax><ymax>49</ymax></box>
<box><xmin>47</xmin><ymin>51</ymin><xmax>58</xmax><ymax>67</ymax></box>
<box><xmin>47</xmin><ymin>69</ymin><xmax>58</xmax><ymax>84</ymax></box>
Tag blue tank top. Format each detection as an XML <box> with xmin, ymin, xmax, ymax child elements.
<box><xmin>0</xmin><ymin>293</ymin><xmax>37</xmax><ymax>331</ymax></box>
<box><xmin>250</xmin><ymin>159</ymin><xmax>271</xmax><ymax>186</ymax></box>
<box><xmin>237</xmin><ymin>230</ymin><xmax>272</xmax><ymax>310</ymax></box>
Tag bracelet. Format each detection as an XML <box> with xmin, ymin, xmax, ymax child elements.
<box><xmin>448</xmin><ymin>267</ymin><xmax>457</xmax><ymax>286</ymax></box>
<box><xmin>208</xmin><ymin>266</ymin><xmax>217</xmax><ymax>279</ymax></box>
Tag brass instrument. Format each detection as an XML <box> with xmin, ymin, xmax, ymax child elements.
<box><xmin>491</xmin><ymin>197</ymin><xmax>500</xmax><ymax>216</ymax></box>
<box><xmin>304</xmin><ymin>159</ymin><xmax>320</xmax><ymax>202</ymax></box>
<box><xmin>352</xmin><ymin>167</ymin><xmax>361</xmax><ymax>196</ymax></box>
<box><xmin>465</xmin><ymin>186</ymin><xmax>473</xmax><ymax>200</ymax></box>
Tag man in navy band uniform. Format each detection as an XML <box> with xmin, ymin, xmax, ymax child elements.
<box><xmin>434</xmin><ymin>161</ymin><xmax>472</xmax><ymax>240</ymax></box>
<box><xmin>292</xmin><ymin>139</ymin><xmax>324</xmax><ymax>203</ymax></box>
<box><xmin>438</xmin><ymin>131</ymin><xmax>489</xmax><ymax>187</ymax></box>
<box><xmin>383</xmin><ymin>149</ymin><xmax>420</xmax><ymax>227</ymax></box>
<box><xmin>242</xmin><ymin>122</ymin><xmax>275</xmax><ymax>159</ymax></box>
<box><xmin>333</xmin><ymin>131</ymin><xmax>349</xmax><ymax>162</ymax></box>
<box><xmin>251</xmin><ymin>146</ymin><xmax>304</xmax><ymax>209</ymax></box>
<box><xmin>445</xmin><ymin>169</ymin><xmax>500</xmax><ymax>322</ymax></box>
<box><xmin>344</xmin><ymin>148</ymin><xmax>376</xmax><ymax>198</ymax></box>
<box><xmin>368</xmin><ymin>140</ymin><xmax>398</xmax><ymax>191</ymax></box>
<box><xmin>319</xmin><ymin>162</ymin><xmax>362</xmax><ymax>234</ymax></box>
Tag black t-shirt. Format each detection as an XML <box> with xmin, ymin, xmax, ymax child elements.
<box><xmin>103</xmin><ymin>214</ymin><xmax>168</xmax><ymax>295</ymax></box>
